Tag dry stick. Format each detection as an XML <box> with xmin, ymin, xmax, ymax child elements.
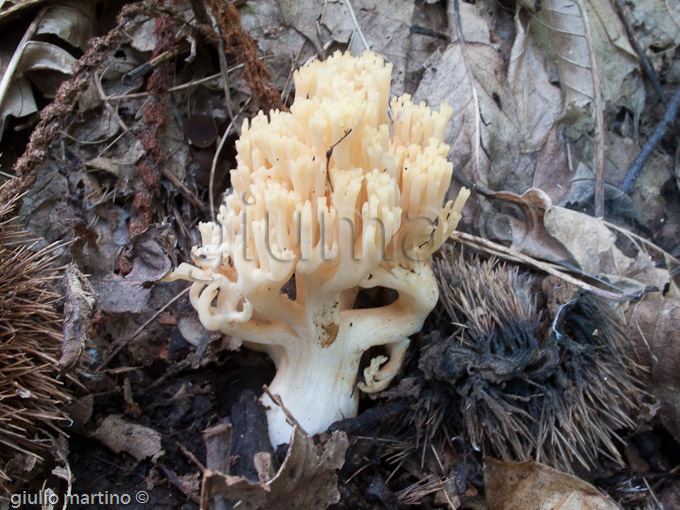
<box><xmin>209</xmin><ymin>121</ymin><xmax>233</xmax><ymax>221</ymax></box>
<box><xmin>161</xmin><ymin>166</ymin><xmax>204</xmax><ymax>210</ymax></box>
<box><xmin>622</xmin><ymin>85</ymin><xmax>680</xmax><ymax>194</ymax></box>
<box><xmin>613</xmin><ymin>2</ymin><xmax>668</xmax><ymax>108</ymax></box>
<box><xmin>262</xmin><ymin>384</ymin><xmax>308</xmax><ymax>436</ymax></box>
<box><xmin>216</xmin><ymin>36</ymin><xmax>238</xmax><ymax>135</ymax></box>
<box><xmin>449</xmin><ymin>231</ymin><xmax>642</xmax><ymax>302</ymax></box>
<box><xmin>344</xmin><ymin>0</ymin><xmax>370</xmax><ymax>51</ymax></box>
<box><xmin>96</xmin><ymin>287</ymin><xmax>190</xmax><ymax>371</ymax></box>
<box><xmin>575</xmin><ymin>0</ymin><xmax>606</xmax><ymax>218</ymax></box>
<box><xmin>209</xmin><ymin>97</ymin><xmax>252</xmax><ymax>220</ymax></box>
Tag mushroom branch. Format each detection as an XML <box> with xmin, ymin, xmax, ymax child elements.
<box><xmin>166</xmin><ymin>51</ymin><xmax>469</xmax><ymax>446</ymax></box>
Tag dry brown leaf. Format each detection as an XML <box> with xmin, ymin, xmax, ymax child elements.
<box><xmin>0</xmin><ymin>1</ymin><xmax>96</xmax><ymax>140</ymax></box>
<box><xmin>480</xmin><ymin>187</ymin><xmax>669</xmax><ymax>294</ymax></box>
<box><xmin>0</xmin><ymin>0</ymin><xmax>45</xmax><ymax>21</ymax></box>
<box><xmin>628</xmin><ymin>295</ymin><xmax>680</xmax><ymax>441</ymax></box>
<box><xmin>537</xmin><ymin>0</ymin><xmax>639</xmax><ymax>110</ymax></box>
<box><xmin>618</xmin><ymin>0</ymin><xmax>680</xmax><ymax>51</ymax></box>
<box><xmin>277</xmin><ymin>0</ymin><xmax>325</xmax><ymax>56</ymax></box>
<box><xmin>415</xmin><ymin>3</ymin><xmax>563</xmax><ymax>194</ymax></box>
<box><xmin>481</xmin><ymin>187</ymin><xmax>576</xmax><ymax>265</ymax></box>
<box><xmin>532</xmin><ymin>126</ymin><xmax>571</xmax><ymax>204</ymax></box>
<box><xmin>90</xmin><ymin>414</ymin><xmax>165</xmax><ymax>462</ymax></box>
<box><xmin>543</xmin><ymin>205</ymin><xmax>668</xmax><ymax>293</ymax></box>
<box><xmin>58</xmin><ymin>264</ymin><xmax>96</xmax><ymax>374</ymax></box>
<box><xmin>324</xmin><ymin>0</ymin><xmax>415</xmax><ymax>95</ymax></box>
<box><xmin>201</xmin><ymin>428</ymin><xmax>349</xmax><ymax>510</ymax></box>
<box><xmin>508</xmin><ymin>13</ymin><xmax>563</xmax><ymax>154</ymax></box>
<box><xmin>275</xmin><ymin>0</ymin><xmax>415</xmax><ymax>95</ymax></box>
<box><xmin>239</xmin><ymin>1</ymin><xmax>312</xmax><ymax>92</ymax></box>
<box><xmin>485</xmin><ymin>457</ymin><xmax>619</xmax><ymax>510</ymax></box>
<box><xmin>71</xmin><ymin>224</ymin><xmax>172</xmax><ymax>314</ymax></box>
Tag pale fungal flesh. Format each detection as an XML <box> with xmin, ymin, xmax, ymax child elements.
<box><xmin>166</xmin><ymin>51</ymin><xmax>470</xmax><ymax>446</ymax></box>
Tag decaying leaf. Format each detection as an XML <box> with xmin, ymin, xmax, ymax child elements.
<box><xmin>508</xmin><ymin>13</ymin><xmax>564</xmax><ymax>154</ymax></box>
<box><xmin>71</xmin><ymin>224</ymin><xmax>172</xmax><ymax>314</ymax></box>
<box><xmin>415</xmin><ymin>2</ymin><xmax>563</xmax><ymax>193</ymax></box>
<box><xmin>628</xmin><ymin>295</ymin><xmax>680</xmax><ymax>441</ymax></box>
<box><xmin>537</xmin><ymin>0</ymin><xmax>639</xmax><ymax>110</ymax></box>
<box><xmin>0</xmin><ymin>1</ymin><xmax>96</xmax><ymax>140</ymax></box>
<box><xmin>0</xmin><ymin>0</ymin><xmax>46</xmax><ymax>21</ymax></box>
<box><xmin>479</xmin><ymin>188</ymin><xmax>576</xmax><ymax>264</ymax></box>
<box><xmin>485</xmin><ymin>457</ymin><xmax>619</xmax><ymax>510</ymax></box>
<box><xmin>543</xmin><ymin>204</ymin><xmax>667</xmax><ymax>293</ymax></box>
<box><xmin>479</xmin><ymin>187</ymin><xmax>669</xmax><ymax>295</ymax></box>
<box><xmin>201</xmin><ymin>427</ymin><xmax>349</xmax><ymax>510</ymax></box>
<box><xmin>618</xmin><ymin>0</ymin><xmax>680</xmax><ymax>52</ymax></box>
<box><xmin>90</xmin><ymin>414</ymin><xmax>165</xmax><ymax>462</ymax></box>
<box><xmin>58</xmin><ymin>264</ymin><xmax>96</xmax><ymax>373</ymax></box>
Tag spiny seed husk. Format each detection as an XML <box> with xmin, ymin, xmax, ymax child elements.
<box><xmin>0</xmin><ymin>190</ymin><xmax>70</xmax><ymax>486</ymax></box>
<box><xmin>426</xmin><ymin>250</ymin><xmax>642</xmax><ymax>472</ymax></box>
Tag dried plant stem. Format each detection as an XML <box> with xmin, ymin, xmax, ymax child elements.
<box><xmin>262</xmin><ymin>385</ymin><xmax>308</xmax><ymax>436</ymax></box>
<box><xmin>574</xmin><ymin>0</ymin><xmax>606</xmax><ymax>218</ymax></box>
<box><xmin>622</xmin><ymin>84</ymin><xmax>680</xmax><ymax>194</ymax></box>
<box><xmin>96</xmin><ymin>287</ymin><xmax>189</xmax><ymax>371</ymax></box>
<box><xmin>344</xmin><ymin>0</ymin><xmax>370</xmax><ymax>51</ymax></box>
<box><xmin>217</xmin><ymin>35</ymin><xmax>238</xmax><ymax>135</ymax></box>
<box><xmin>449</xmin><ymin>230</ymin><xmax>642</xmax><ymax>302</ymax></box>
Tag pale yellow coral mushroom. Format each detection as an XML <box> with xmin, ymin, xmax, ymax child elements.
<box><xmin>166</xmin><ymin>51</ymin><xmax>470</xmax><ymax>446</ymax></box>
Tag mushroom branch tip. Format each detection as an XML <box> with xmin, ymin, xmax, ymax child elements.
<box><xmin>166</xmin><ymin>50</ymin><xmax>469</xmax><ymax>446</ymax></box>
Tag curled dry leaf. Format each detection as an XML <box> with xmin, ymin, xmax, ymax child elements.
<box><xmin>485</xmin><ymin>457</ymin><xmax>619</xmax><ymax>510</ymax></box>
<box><xmin>58</xmin><ymin>264</ymin><xmax>96</xmax><ymax>374</ymax></box>
<box><xmin>628</xmin><ymin>295</ymin><xmax>680</xmax><ymax>441</ymax></box>
<box><xmin>201</xmin><ymin>427</ymin><xmax>349</xmax><ymax>510</ymax></box>
<box><xmin>0</xmin><ymin>1</ymin><xmax>96</xmax><ymax>140</ymax></box>
<box><xmin>480</xmin><ymin>187</ymin><xmax>669</xmax><ymax>295</ymax></box>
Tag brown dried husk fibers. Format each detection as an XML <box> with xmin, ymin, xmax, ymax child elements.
<box><xmin>0</xmin><ymin>186</ymin><xmax>70</xmax><ymax>488</ymax></box>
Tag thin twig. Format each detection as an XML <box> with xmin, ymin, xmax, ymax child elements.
<box><xmin>344</xmin><ymin>0</ymin><xmax>370</xmax><ymax>51</ymax></box>
<box><xmin>161</xmin><ymin>166</ymin><xmax>205</xmax><ymax>210</ymax></box>
<box><xmin>575</xmin><ymin>0</ymin><xmax>605</xmax><ymax>218</ymax></box>
<box><xmin>216</xmin><ymin>36</ymin><xmax>238</xmax><ymax>134</ymax></box>
<box><xmin>210</xmin><ymin>121</ymin><xmax>233</xmax><ymax>221</ymax></box>
<box><xmin>449</xmin><ymin>231</ymin><xmax>643</xmax><ymax>302</ymax></box>
<box><xmin>179</xmin><ymin>443</ymin><xmax>206</xmax><ymax>472</ymax></box>
<box><xmin>96</xmin><ymin>287</ymin><xmax>190</xmax><ymax>371</ymax></box>
<box><xmin>622</xmin><ymin>84</ymin><xmax>680</xmax><ymax>194</ymax></box>
<box><xmin>262</xmin><ymin>385</ymin><xmax>308</xmax><ymax>436</ymax></box>
<box><xmin>209</xmin><ymin>97</ymin><xmax>251</xmax><ymax>220</ymax></box>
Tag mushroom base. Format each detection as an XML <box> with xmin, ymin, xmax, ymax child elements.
<box><xmin>259</xmin><ymin>327</ymin><xmax>363</xmax><ymax>447</ymax></box>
